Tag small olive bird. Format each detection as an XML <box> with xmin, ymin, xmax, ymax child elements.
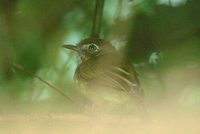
<box><xmin>63</xmin><ymin>38</ymin><xmax>148</xmax><ymax>116</ymax></box>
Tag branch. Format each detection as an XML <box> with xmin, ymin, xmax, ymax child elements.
<box><xmin>91</xmin><ymin>0</ymin><xmax>105</xmax><ymax>38</ymax></box>
<box><xmin>6</xmin><ymin>60</ymin><xmax>83</xmax><ymax>110</ymax></box>
<box><xmin>115</xmin><ymin>0</ymin><xmax>123</xmax><ymax>21</ymax></box>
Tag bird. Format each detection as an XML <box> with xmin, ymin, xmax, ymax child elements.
<box><xmin>63</xmin><ymin>37</ymin><xmax>148</xmax><ymax>116</ymax></box>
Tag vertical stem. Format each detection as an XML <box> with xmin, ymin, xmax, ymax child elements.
<box><xmin>91</xmin><ymin>0</ymin><xmax>105</xmax><ymax>38</ymax></box>
<box><xmin>168</xmin><ymin>0</ymin><xmax>172</xmax><ymax>6</ymax></box>
<box><xmin>115</xmin><ymin>0</ymin><xmax>123</xmax><ymax>21</ymax></box>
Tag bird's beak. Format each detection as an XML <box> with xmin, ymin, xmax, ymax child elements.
<box><xmin>62</xmin><ymin>45</ymin><xmax>79</xmax><ymax>52</ymax></box>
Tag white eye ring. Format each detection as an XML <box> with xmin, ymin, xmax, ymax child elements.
<box><xmin>87</xmin><ymin>43</ymin><xmax>99</xmax><ymax>53</ymax></box>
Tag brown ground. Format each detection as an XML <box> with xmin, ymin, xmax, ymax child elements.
<box><xmin>0</xmin><ymin>110</ymin><xmax>199</xmax><ymax>134</ymax></box>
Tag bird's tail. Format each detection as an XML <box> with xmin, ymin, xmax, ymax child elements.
<box><xmin>134</xmin><ymin>96</ymin><xmax>151</xmax><ymax>121</ymax></box>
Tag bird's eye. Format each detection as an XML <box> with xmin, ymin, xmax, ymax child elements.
<box><xmin>88</xmin><ymin>44</ymin><xmax>99</xmax><ymax>53</ymax></box>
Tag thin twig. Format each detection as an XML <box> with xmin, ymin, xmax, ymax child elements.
<box><xmin>6</xmin><ymin>60</ymin><xmax>83</xmax><ymax>110</ymax></box>
<box><xmin>91</xmin><ymin>0</ymin><xmax>105</xmax><ymax>38</ymax></box>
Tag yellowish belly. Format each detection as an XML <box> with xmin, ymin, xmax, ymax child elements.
<box><xmin>80</xmin><ymin>85</ymin><xmax>131</xmax><ymax>105</ymax></box>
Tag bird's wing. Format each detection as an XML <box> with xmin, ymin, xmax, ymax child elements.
<box><xmin>75</xmin><ymin>56</ymin><xmax>144</xmax><ymax>97</ymax></box>
<box><xmin>90</xmin><ymin>63</ymin><xmax>143</xmax><ymax>97</ymax></box>
<box><xmin>108</xmin><ymin>65</ymin><xmax>144</xmax><ymax>96</ymax></box>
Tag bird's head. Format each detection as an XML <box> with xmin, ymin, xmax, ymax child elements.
<box><xmin>63</xmin><ymin>38</ymin><xmax>117</xmax><ymax>63</ymax></box>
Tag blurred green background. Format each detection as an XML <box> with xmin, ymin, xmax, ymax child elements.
<box><xmin>0</xmin><ymin>0</ymin><xmax>200</xmax><ymax>114</ymax></box>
